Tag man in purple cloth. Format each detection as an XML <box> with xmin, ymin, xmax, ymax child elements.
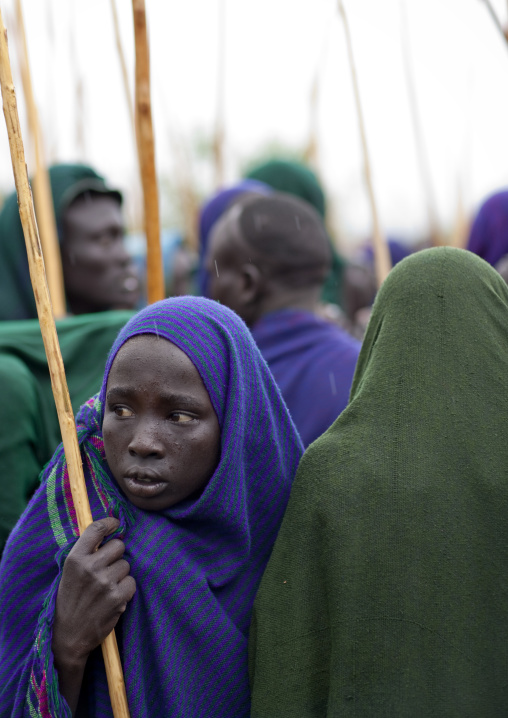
<box><xmin>205</xmin><ymin>192</ymin><xmax>361</xmax><ymax>447</ymax></box>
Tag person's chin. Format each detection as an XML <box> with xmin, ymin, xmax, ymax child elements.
<box><xmin>111</xmin><ymin>296</ymin><xmax>140</xmax><ymax>310</ymax></box>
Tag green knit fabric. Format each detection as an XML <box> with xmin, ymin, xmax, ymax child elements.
<box><xmin>0</xmin><ymin>310</ymin><xmax>133</xmax><ymax>552</ymax></box>
<box><xmin>0</xmin><ymin>163</ymin><xmax>122</xmax><ymax>320</ymax></box>
<box><xmin>250</xmin><ymin>247</ymin><xmax>508</xmax><ymax>717</ymax></box>
<box><xmin>244</xmin><ymin>159</ymin><xmax>345</xmax><ymax>306</ymax></box>
<box><xmin>245</xmin><ymin>159</ymin><xmax>327</xmax><ymax>218</ymax></box>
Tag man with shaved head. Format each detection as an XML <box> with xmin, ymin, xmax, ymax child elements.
<box><xmin>206</xmin><ymin>192</ymin><xmax>360</xmax><ymax>446</ymax></box>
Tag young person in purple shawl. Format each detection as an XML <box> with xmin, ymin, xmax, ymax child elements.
<box><xmin>205</xmin><ymin>193</ymin><xmax>361</xmax><ymax>448</ymax></box>
<box><xmin>0</xmin><ymin>297</ymin><xmax>303</xmax><ymax>717</ymax></box>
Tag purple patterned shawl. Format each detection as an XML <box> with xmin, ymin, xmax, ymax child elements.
<box><xmin>0</xmin><ymin>297</ymin><xmax>303</xmax><ymax>717</ymax></box>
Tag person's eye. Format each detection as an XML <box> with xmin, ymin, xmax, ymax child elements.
<box><xmin>114</xmin><ymin>406</ymin><xmax>134</xmax><ymax>418</ymax></box>
<box><xmin>169</xmin><ymin>412</ymin><xmax>194</xmax><ymax>423</ymax></box>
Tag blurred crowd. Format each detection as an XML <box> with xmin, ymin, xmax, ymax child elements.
<box><xmin>1</xmin><ymin>151</ymin><xmax>508</xmax><ymax>716</ymax></box>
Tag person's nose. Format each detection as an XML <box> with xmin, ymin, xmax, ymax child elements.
<box><xmin>128</xmin><ymin>418</ymin><xmax>165</xmax><ymax>459</ymax></box>
<box><xmin>114</xmin><ymin>238</ymin><xmax>132</xmax><ymax>268</ymax></box>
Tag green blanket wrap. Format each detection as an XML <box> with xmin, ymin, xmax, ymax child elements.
<box><xmin>249</xmin><ymin>247</ymin><xmax>508</xmax><ymax>717</ymax></box>
<box><xmin>0</xmin><ymin>311</ymin><xmax>133</xmax><ymax>552</ymax></box>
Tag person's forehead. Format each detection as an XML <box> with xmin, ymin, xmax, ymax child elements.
<box><xmin>109</xmin><ymin>334</ymin><xmax>202</xmax><ymax>386</ymax></box>
<box><xmin>63</xmin><ymin>194</ymin><xmax>123</xmax><ymax>231</ymax></box>
<box><xmin>114</xmin><ymin>333</ymin><xmax>185</xmax><ymax>362</ymax></box>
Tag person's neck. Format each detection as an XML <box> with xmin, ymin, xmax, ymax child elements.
<box><xmin>251</xmin><ymin>289</ymin><xmax>320</xmax><ymax>326</ymax></box>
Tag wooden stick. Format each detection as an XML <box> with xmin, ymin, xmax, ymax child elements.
<box><xmin>304</xmin><ymin>20</ymin><xmax>331</xmax><ymax>171</ymax></box>
<box><xmin>155</xmin><ymin>69</ymin><xmax>200</xmax><ymax>253</ymax></box>
<box><xmin>110</xmin><ymin>0</ymin><xmax>136</xmax><ymax>144</ymax></box>
<box><xmin>337</xmin><ymin>0</ymin><xmax>391</xmax><ymax>288</ymax></box>
<box><xmin>44</xmin><ymin>0</ymin><xmax>58</xmax><ymax>163</ymax></box>
<box><xmin>303</xmin><ymin>72</ymin><xmax>319</xmax><ymax>169</ymax></box>
<box><xmin>0</xmin><ymin>13</ymin><xmax>130</xmax><ymax>717</ymax></box>
<box><xmin>14</xmin><ymin>0</ymin><xmax>66</xmax><ymax>317</ymax></box>
<box><xmin>400</xmin><ymin>0</ymin><xmax>441</xmax><ymax>245</ymax></box>
<box><xmin>213</xmin><ymin>0</ymin><xmax>226</xmax><ymax>188</ymax></box>
<box><xmin>171</xmin><ymin>135</ymin><xmax>200</xmax><ymax>253</ymax></box>
<box><xmin>68</xmin><ymin>2</ymin><xmax>86</xmax><ymax>159</ymax></box>
<box><xmin>449</xmin><ymin>179</ymin><xmax>470</xmax><ymax>249</ymax></box>
<box><xmin>482</xmin><ymin>0</ymin><xmax>508</xmax><ymax>46</ymax></box>
<box><xmin>110</xmin><ymin>0</ymin><xmax>143</xmax><ymax>232</ymax></box>
<box><xmin>132</xmin><ymin>0</ymin><xmax>164</xmax><ymax>304</ymax></box>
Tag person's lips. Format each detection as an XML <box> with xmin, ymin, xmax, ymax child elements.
<box><xmin>123</xmin><ymin>467</ymin><xmax>167</xmax><ymax>498</ymax></box>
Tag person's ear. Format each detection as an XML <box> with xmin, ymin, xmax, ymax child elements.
<box><xmin>238</xmin><ymin>262</ymin><xmax>263</xmax><ymax>306</ymax></box>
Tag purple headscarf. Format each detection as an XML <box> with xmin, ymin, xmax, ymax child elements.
<box><xmin>0</xmin><ymin>297</ymin><xmax>303</xmax><ymax>717</ymax></box>
<box><xmin>467</xmin><ymin>190</ymin><xmax>508</xmax><ymax>267</ymax></box>
<box><xmin>362</xmin><ymin>238</ymin><xmax>413</xmax><ymax>268</ymax></box>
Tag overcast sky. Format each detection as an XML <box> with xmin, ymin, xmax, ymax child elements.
<box><xmin>1</xmin><ymin>0</ymin><xmax>508</xmax><ymax>248</ymax></box>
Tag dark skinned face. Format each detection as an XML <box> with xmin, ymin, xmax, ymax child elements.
<box><xmin>61</xmin><ymin>195</ymin><xmax>140</xmax><ymax>314</ymax></box>
<box><xmin>103</xmin><ymin>335</ymin><xmax>221</xmax><ymax>511</ymax></box>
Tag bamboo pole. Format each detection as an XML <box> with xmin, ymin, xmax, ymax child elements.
<box><xmin>449</xmin><ymin>179</ymin><xmax>470</xmax><ymax>250</ymax></box>
<box><xmin>0</xmin><ymin>12</ymin><xmax>130</xmax><ymax>717</ymax></box>
<box><xmin>132</xmin><ymin>0</ymin><xmax>164</xmax><ymax>304</ymax></box>
<box><xmin>337</xmin><ymin>0</ymin><xmax>391</xmax><ymax>288</ymax></box>
<box><xmin>155</xmin><ymin>67</ymin><xmax>200</xmax><ymax>253</ymax></box>
<box><xmin>482</xmin><ymin>0</ymin><xmax>508</xmax><ymax>46</ymax></box>
<box><xmin>170</xmin><ymin>134</ymin><xmax>200</xmax><ymax>253</ymax></box>
<box><xmin>68</xmin><ymin>1</ymin><xmax>86</xmax><ymax>159</ymax></box>
<box><xmin>303</xmin><ymin>73</ymin><xmax>319</xmax><ymax>169</ymax></box>
<box><xmin>45</xmin><ymin>0</ymin><xmax>58</xmax><ymax>163</ymax></box>
<box><xmin>213</xmin><ymin>0</ymin><xmax>226</xmax><ymax>188</ymax></box>
<box><xmin>304</xmin><ymin>20</ymin><xmax>332</xmax><ymax>172</ymax></box>
<box><xmin>110</xmin><ymin>0</ymin><xmax>143</xmax><ymax>231</ymax></box>
<box><xmin>400</xmin><ymin>0</ymin><xmax>441</xmax><ymax>245</ymax></box>
<box><xmin>14</xmin><ymin>0</ymin><xmax>66</xmax><ymax>317</ymax></box>
<box><xmin>110</xmin><ymin>0</ymin><xmax>136</xmax><ymax>143</ymax></box>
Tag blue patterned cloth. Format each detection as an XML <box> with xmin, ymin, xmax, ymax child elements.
<box><xmin>0</xmin><ymin>297</ymin><xmax>303</xmax><ymax>717</ymax></box>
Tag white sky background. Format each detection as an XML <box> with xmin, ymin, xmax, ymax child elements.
<box><xmin>1</xmin><ymin>0</ymin><xmax>508</xmax><ymax>249</ymax></box>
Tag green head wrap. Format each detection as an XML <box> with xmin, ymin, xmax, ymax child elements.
<box><xmin>250</xmin><ymin>247</ymin><xmax>508</xmax><ymax>716</ymax></box>
<box><xmin>0</xmin><ymin>163</ymin><xmax>122</xmax><ymax>320</ymax></box>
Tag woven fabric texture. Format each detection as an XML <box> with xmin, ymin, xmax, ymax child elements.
<box><xmin>249</xmin><ymin>247</ymin><xmax>508</xmax><ymax>717</ymax></box>
<box><xmin>0</xmin><ymin>296</ymin><xmax>303</xmax><ymax>717</ymax></box>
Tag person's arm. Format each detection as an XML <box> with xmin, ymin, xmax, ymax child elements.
<box><xmin>51</xmin><ymin>518</ymin><xmax>136</xmax><ymax>715</ymax></box>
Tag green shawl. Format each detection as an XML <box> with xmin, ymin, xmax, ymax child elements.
<box><xmin>0</xmin><ymin>310</ymin><xmax>133</xmax><ymax>552</ymax></box>
<box><xmin>0</xmin><ymin>163</ymin><xmax>122</xmax><ymax>320</ymax></box>
<box><xmin>250</xmin><ymin>247</ymin><xmax>508</xmax><ymax>717</ymax></box>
